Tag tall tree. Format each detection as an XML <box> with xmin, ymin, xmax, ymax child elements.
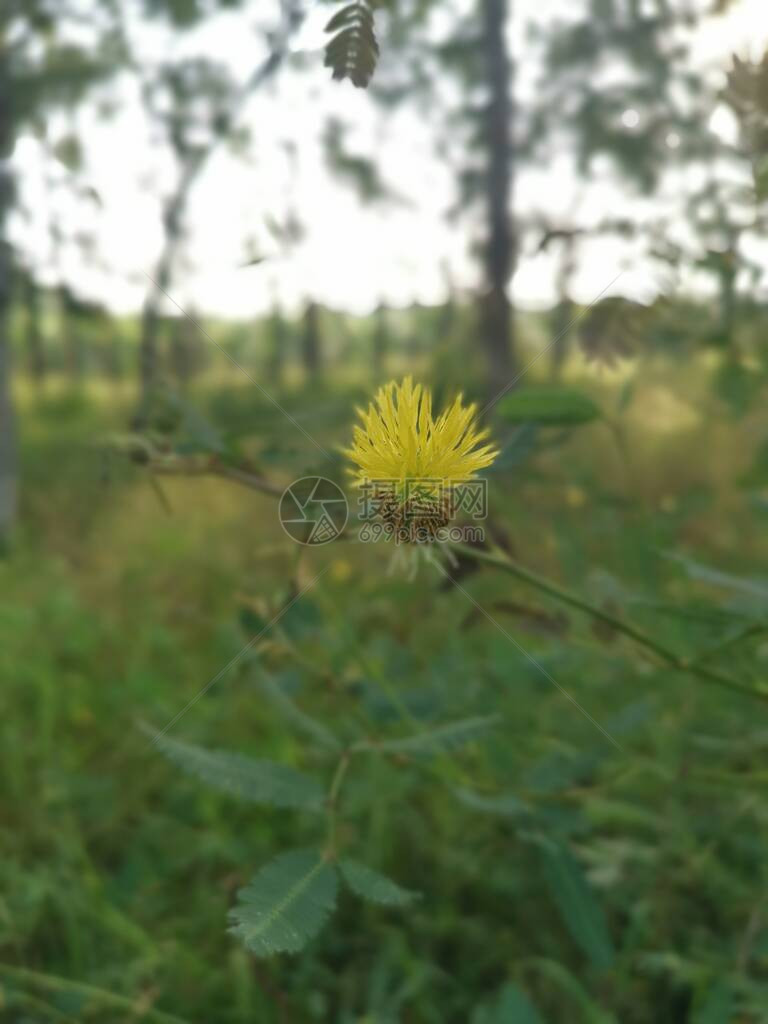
<box><xmin>371</xmin><ymin>301</ymin><xmax>389</xmax><ymax>378</ymax></box>
<box><xmin>264</xmin><ymin>305</ymin><xmax>288</xmax><ymax>389</ymax></box>
<box><xmin>0</xmin><ymin>216</ymin><xmax>16</xmax><ymax>544</ymax></box>
<box><xmin>0</xmin><ymin>1</ymin><xmax>119</xmax><ymax>542</ymax></box>
<box><xmin>0</xmin><ymin>28</ymin><xmax>16</xmax><ymax>540</ymax></box>
<box><xmin>523</xmin><ymin>0</ymin><xmax>748</xmax><ymax>366</ymax></box>
<box><xmin>133</xmin><ymin>1</ymin><xmax>303</xmax><ymax>424</ymax></box>
<box><xmin>328</xmin><ymin>0</ymin><xmax>522</xmax><ymax>394</ymax></box>
<box><xmin>301</xmin><ymin>300</ymin><xmax>323</xmax><ymax>382</ymax></box>
<box><xmin>20</xmin><ymin>269</ymin><xmax>46</xmax><ymax>384</ymax></box>
<box><xmin>479</xmin><ymin>0</ymin><xmax>515</xmax><ymax>393</ymax></box>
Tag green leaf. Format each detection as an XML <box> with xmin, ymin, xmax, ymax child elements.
<box><xmin>229</xmin><ymin>849</ymin><xmax>338</xmax><ymax>956</ymax></box>
<box><xmin>693</xmin><ymin>981</ymin><xmax>734</xmax><ymax>1024</ymax></box>
<box><xmin>524</xmin><ymin>958</ymin><xmax>616</xmax><ymax>1023</ymax></box>
<box><xmin>666</xmin><ymin>552</ymin><xmax>768</xmax><ymax>603</ymax></box>
<box><xmin>355</xmin><ymin>714</ymin><xmax>499</xmax><ymax>756</ymax></box>
<box><xmin>536</xmin><ymin>839</ymin><xmax>615</xmax><ymax>969</ymax></box>
<box><xmin>148</xmin><ymin>730</ymin><xmax>324</xmax><ymax>810</ymax></box>
<box><xmin>486</xmin><ymin>423</ymin><xmax>539</xmax><ymax>474</ymax></box>
<box><xmin>474</xmin><ymin>982</ymin><xmax>545</xmax><ymax>1024</ymax></box>
<box><xmin>714</xmin><ymin>359</ymin><xmax>760</xmax><ymax>416</ymax></box>
<box><xmin>497</xmin><ymin>388</ymin><xmax>601</xmax><ymax>426</ymax></box>
<box><xmin>339</xmin><ymin>859</ymin><xmax>420</xmax><ymax>906</ymax></box>
<box><xmin>455</xmin><ymin>787</ymin><xmax>531</xmax><ymax>818</ymax></box>
<box><xmin>261</xmin><ymin>673</ymin><xmax>341</xmax><ymax>751</ymax></box>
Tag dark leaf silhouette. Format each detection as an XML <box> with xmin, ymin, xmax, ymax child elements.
<box><xmin>324</xmin><ymin>2</ymin><xmax>380</xmax><ymax>88</ymax></box>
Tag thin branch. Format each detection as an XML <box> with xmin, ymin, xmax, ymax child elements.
<box><xmin>324</xmin><ymin>751</ymin><xmax>352</xmax><ymax>857</ymax></box>
<box><xmin>149</xmin><ymin>456</ymin><xmax>284</xmax><ymax>499</ymax></box>
<box><xmin>155</xmin><ymin>460</ymin><xmax>768</xmax><ymax>706</ymax></box>
<box><xmin>449</xmin><ymin>541</ymin><xmax>768</xmax><ymax>705</ymax></box>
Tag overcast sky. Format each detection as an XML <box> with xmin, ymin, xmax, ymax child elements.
<box><xmin>11</xmin><ymin>0</ymin><xmax>768</xmax><ymax>318</ymax></box>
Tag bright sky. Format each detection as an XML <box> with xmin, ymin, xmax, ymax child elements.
<box><xmin>10</xmin><ymin>0</ymin><xmax>768</xmax><ymax>319</ymax></box>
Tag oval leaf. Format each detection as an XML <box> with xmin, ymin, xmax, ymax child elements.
<box><xmin>340</xmin><ymin>859</ymin><xmax>420</xmax><ymax>906</ymax></box>
<box><xmin>476</xmin><ymin>982</ymin><xmax>545</xmax><ymax>1024</ymax></box>
<box><xmin>497</xmin><ymin>389</ymin><xmax>601</xmax><ymax>426</ymax></box>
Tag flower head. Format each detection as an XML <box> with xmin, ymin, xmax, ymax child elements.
<box><xmin>344</xmin><ymin>376</ymin><xmax>497</xmax><ymax>489</ymax></box>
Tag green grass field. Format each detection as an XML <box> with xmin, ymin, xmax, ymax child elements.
<box><xmin>2</xmin><ymin>360</ymin><xmax>768</xmax><ymax>1023</ymax></box>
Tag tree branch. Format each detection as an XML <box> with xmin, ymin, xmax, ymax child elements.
<box><xmin>149</xmin><ymin>456</ymin><xmax>284</xmax><ymax>499</ymax></box>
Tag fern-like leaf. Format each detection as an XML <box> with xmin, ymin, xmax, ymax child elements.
<box><xmin>149</xmin><ymin>730</ymin><xmax>324</xmax><ymax>810</ymax></box>
<box><xmin>354</xmin><ymin>714</ymin><xmax>499</xmax><ymax>757</ymax></box>
<box><xmin>229</xmin><ymin>849</ymin><xmax>338</xmax><ymax>956</ymax></box>
<box><xmin>340</xmin><ymin>859</ymin><xmax>420</xmax><ymax>906</ymax></box>
<box><xmin>260</xmin><ymin>674</ymin><xmax>341</xmax><ymax>752</ymax></box>
<box><xmin>324</xmin><ymin>2</ymin><xmax>379</xmax><ymax>88</ymax></box>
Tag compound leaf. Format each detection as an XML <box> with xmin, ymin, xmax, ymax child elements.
<box><xmin>229</xmin><ymin>849</ymin><xmax>338</xmax><ymax>956</ymax></box>
<box><xmin>340</xmin><ymin>859</ymin><xmax>420</xmax><ymax>906</ymax></box>
<box><xmin>261</xmin><ymin>673</ymin><xmax>341</xmax><ymax>752</ymax></box>
<box><xmin>356</xmin><ymin>714</ymin><xmax>499</xmax><ymax>757</ymax></box>
<box><xmin>324</xmin><ymin>1</ymin><xmax>379</xmax><ymax>88</ymax></box>
<box><xmin>149</xmin><ymin>730</ymin><xmax>323</xmax><ymax>810</ymax></box>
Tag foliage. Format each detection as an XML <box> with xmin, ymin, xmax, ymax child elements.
<box><xmin>149</xmin><ymin>730</ymin><xmax>325</xmax><ymax>810</ymax></box>
<box><xmin>497</xmin><ymin>388</ymin><xmax>601</xmax><ymax>426</ymax></box>
<box><xmin>324</xmin><ymin>1</ymin><xmax>381</xmax><ymax>88</ymax></box>
<box><xmin>4</xmin><ymin>0</ymin><xmax>768</xmax><ymax>1018</ymax></box>
<box><xmin>4</xmin><ymin>341</ymin><xmax>768</xmax><ymax>1019</ymax></box>
<box><xmin>338</xmin><ymin>859</ymin><xmax>420</xmax><ymax>906</ymax></box>
<box><xmin>229</xmin><ymin>849</ymin><xmax>339</xmax><ymax>956</ymax></box>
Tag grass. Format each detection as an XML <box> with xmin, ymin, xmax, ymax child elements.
<box><xmin>2</xmin><ymin>360</ymin><xmax>768</xmax><ymax>1022</ymax></box>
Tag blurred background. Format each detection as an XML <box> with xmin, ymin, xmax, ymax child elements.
<box><xmin>3</xmin><ymin>0</ymin><xmax>768</xmax><ymax>1020</ymax></box>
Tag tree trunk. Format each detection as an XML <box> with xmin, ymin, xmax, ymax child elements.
<box><xmin>550</xmin><ymin>235</ymin><xmax>577</xmax><ymax>379</ymax></box>
<box><xmin>136</xmin><ymin>202</ymin><xmax>178</xmax><ymax>425</ymax></box>
<box><xmin>0</xmin><ymin>46</ymin><xmax>16</xmax><ymax>545</ymax></box>
<box><xmin>135</xmin><ymin>8</ymin><xmax>304</xmax><ymax>426</ymax></box>
<box><xmin>24</xmin><ymin>274</ymin><xmax>46</xmax><ymax>383</ymax></box>
<box><xmin>0</xmin><ymin>231</ymin><xmax>17</xmax><ymax>546</ymax></box>
<box><xmin>480</xmin><ymin>0</ymin><xmax>516</xmax><ymax>400</ymax></box>
<box><xmin>139</xmin><ymin>290</ymin><xmax>164</xmax><ymax>411</ymax></box>
<box><xmin>59</xmin><ymin>286</ymin><xmax>85</xmax><ymax>383</ymax></box>
<box><xmin>372</xmin><ymin>302</ymin><xmax>388</xmax><ymax>378</ymax></box>
<box><xmin>302</xmin><ymin>301</ymin><xmax>322</xmax><ymax>383</ymax></box>
<box><xmin>266</xmin><ymin>306</ymin><xmax>286</xmax><ymax>388</ymax></box>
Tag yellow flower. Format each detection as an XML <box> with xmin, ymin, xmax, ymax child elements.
<box><xmin>330</xmin><ymin>558</ymin><xmax>352</xmax><ymax>582</ymax></box>
<box><xmin>344</xmin><ymin>376</ymin><xmax>497</xmax><ymax>488</ymax></box>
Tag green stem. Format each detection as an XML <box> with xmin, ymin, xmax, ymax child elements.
<box><xmin>687</xmin><ymin>623</ymin><xmax>766</xmax><ymax>668</ymax></box>
<box><xmin>324</xmin><ymin>751</ymin><xmax>352</xmax><ymax>856</ymax></box>
<box><xmin>449</xmin><ymin>542</ymin><xmax>768</xmax><ymax>704</ymax></box>
<box><xmin>0</xmin><ymin>963</ymin><xmax>190</xmax><ymax>1024</ymax></box>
